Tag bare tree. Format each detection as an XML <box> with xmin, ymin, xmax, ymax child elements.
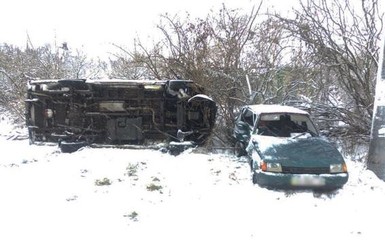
<box><xmin>368</xmin><ymin>35</ymin><xmax>385</xmax><ymax>179</ymax></box>
<box><xmin>65</xmin><ymin>48</ymin><xmax>107</xmax><ymax>79</ymax></box>
<box><xmin>110</xmin><ymin>0</ymin><xmax>383</xmax><ymax>146</ymax></box>
<box><xmin>206</xmin><ymin>4</ymin><xmax>261</xmax><ymax>124</ymax></box>
<box><xmin>276</xmin><ymin>0</ymin><xmax>384</xmax><ymax>136</ymax></box>
<box><xmin>111</xmin><ymin>4</ymin><xmax>264</xmax><ymax>144</ymax></box>
<box><xmin>109</xmin><ymin>42</ymin><xmax>165</xmax><ymax>79</ymax></box>
<box><xmin>0</xmin><ymin>41</ymin><xmax>106</xmax><ymax>120</ymax></box>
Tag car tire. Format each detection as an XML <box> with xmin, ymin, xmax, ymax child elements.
<box><xmin>252</xmin><ymin>172</ymin><xmax>258</xmax><ymax>184</ymax></box>
<box><xmin>234</xmin><ymin>141</ymin><xmax>246</xmax><ymax>157</ymax></box>
<box><xmin>248</xmin><ymin>159</ymin><xmax>254</xmax><ymax>171</ymax></box>
<box><xmin>59</xmin><ymin>141</ymin><xmax>88</xmax><ymax>153</ymax></box>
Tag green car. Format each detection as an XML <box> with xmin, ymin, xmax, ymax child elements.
<box><xmin>233</xmin><ymin>105</ymin><xmax>348</xmax><ymax>190</ymax></box>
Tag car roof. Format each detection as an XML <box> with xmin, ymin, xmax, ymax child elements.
<box><xmin>245</xmin><ymin>104</ymin><xmax>309</xmax><ymax>115</ymax></box>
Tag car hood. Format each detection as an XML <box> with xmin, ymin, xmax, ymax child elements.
<box><xmin>251</xmin><ymin>135</ymin><xmax>344</xmax><ymax>167</ymax></box>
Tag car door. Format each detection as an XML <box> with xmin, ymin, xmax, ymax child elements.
<box><xmin>234</xmin><ymin>108</ymin><xmax>256</xmax><ymax>144</ymax></box>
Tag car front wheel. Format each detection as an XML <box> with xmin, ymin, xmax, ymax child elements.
<box><xmin>234</xmin><ymin>141</ymin><xmax>246</xmax><ymax>157</ymax></box>
<box><xmin>252</xmin><ymin>172</ymin><xmax>258</xmax><ymax>184</ymax></box>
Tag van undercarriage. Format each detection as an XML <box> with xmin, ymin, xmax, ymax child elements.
<box><xmin>26</xmin><ymin>79</ymin><xmax>216</xmax><ymax>152</ymax></box>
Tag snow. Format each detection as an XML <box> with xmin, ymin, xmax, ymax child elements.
<box><xmin>1</xmin><ymin>116</ymin><xmax>385</xmax><ymax>245</ymax></box>
<box><xmin>247</xmin><ymin>104</ymin><xmax>309</xmax><ymax>115</ymax></box>
<box><xmin>378</xmin><ymin>127</ymin><xmax>385</xmax><ymax>136</ymax></box>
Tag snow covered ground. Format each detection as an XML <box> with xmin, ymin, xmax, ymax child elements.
<box><xmin>1</xmin><ymin>115</ymin><xmax>385</xmax><ymax>245</ymax></box>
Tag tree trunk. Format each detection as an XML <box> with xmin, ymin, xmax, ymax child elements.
<box><xmin>368</xmin><ymin>37</ymin><xmax>385</xmax><ymax>180</ymax></box>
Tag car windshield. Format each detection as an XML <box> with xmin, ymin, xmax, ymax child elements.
<box><xmin>256</xmin><ymin>113</ymin><xmax>318</xmax><ymax>137</ymax></box>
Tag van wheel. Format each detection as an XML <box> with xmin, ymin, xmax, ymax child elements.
<box><xmin>28</xmin><ymin>128</ymin><xmax>36</xmax><ymax>145</ymax></box>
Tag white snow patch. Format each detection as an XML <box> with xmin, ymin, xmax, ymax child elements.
<box><xmin>1</xmin><ymin>116</ymin><xmax>385</xmax><ymax>245</ymax></box>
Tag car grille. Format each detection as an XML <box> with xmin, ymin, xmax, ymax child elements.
<box><xmin>281</xmin><ymin>166</ymin><xmax>329</xmax><ymax>174</ymax></box>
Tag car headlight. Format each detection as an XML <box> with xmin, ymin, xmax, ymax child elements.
<box><xmin>260</xmin><ymin>161</ymin><xmax>282</xmax><ymax>173</ymax></box>
<box><xmin>330</xmin><ymin>163</ymin><xmax>348</xmax><ymax>173</ymax></box>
